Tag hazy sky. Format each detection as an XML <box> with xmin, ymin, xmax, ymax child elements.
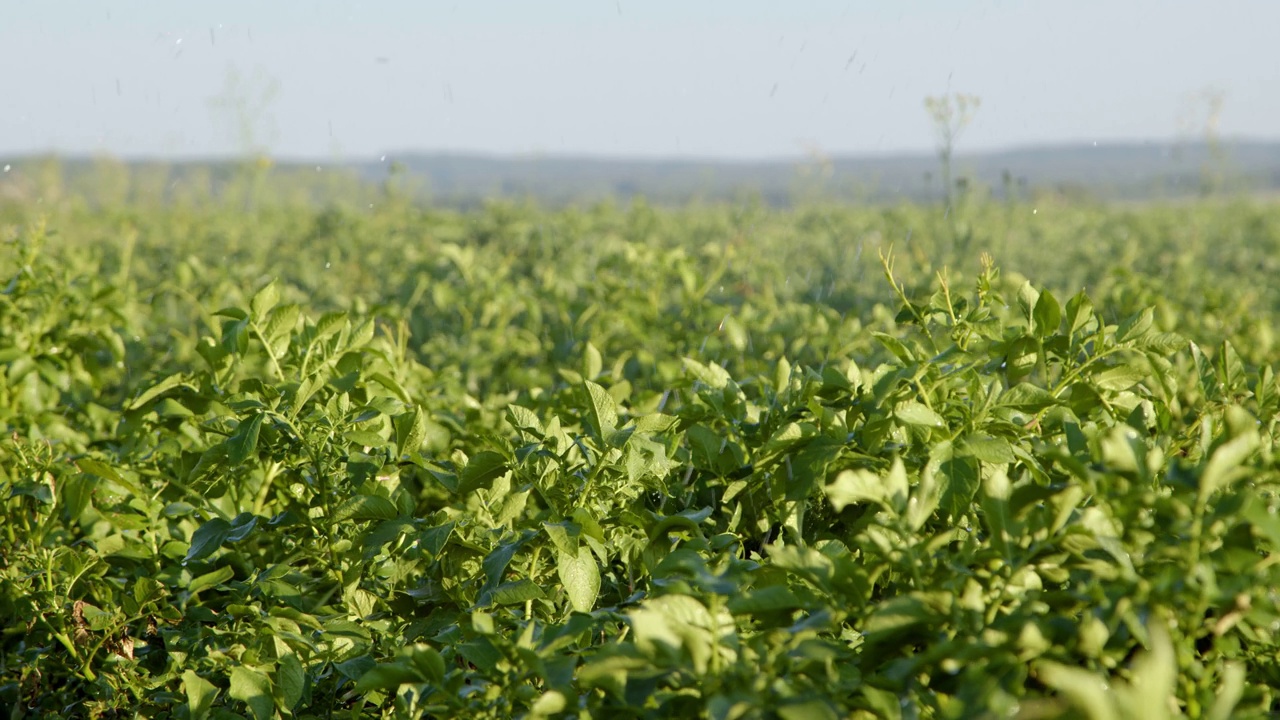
<box><xmin>2</xmin><ymin>0</ymin><xmax>1276</xmax><ymax>160</ymax></box>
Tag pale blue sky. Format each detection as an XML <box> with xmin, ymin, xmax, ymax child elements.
<box><xmin>1</xmin><ymin>0</ymin><xmax>1276</xmax><ymax>159</ymax></box>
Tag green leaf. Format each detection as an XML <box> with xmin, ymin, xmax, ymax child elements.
<box><xmin>1141</xmin><ymin>331</ymin><xmax>1186</xmax><ymax>354</ymax></box>
<box><xmin>457</xmin><ymin>451</ymin><xmax>509</xmax><ymax>495</ymax></box>
<box><xmin>1033</xmin><ymin>289</ymin><xmax>1062</xmax><ymax>338</ymax></box>
<box><xmin>227</xmin><ymin>412</ymin><xmax>264</xmax><ymax>467</ymax></box>
<box><xmin>860</xmin><ymin>686</ymin><xmax>904</xmax><ymax>720</ymax></box>
<box><xmin>863</xmin><ymin>593</ymin><xmax>947</xmax><ymax>642</ymax></box>
<box><xmin>530</xmin><ymin>690</ymin><xmax>569</xmax><ymax>718</ymax></box>
<box><xmin>264</xmin><ymin>302</ymin><xmax>300</xmax><ymax>342</ymax></box>
<box><xmin>345</xmin><ymin>429</ymin><xmax>390</xmax><ymax>449</ymax></box>
<box><xmin>332</xmin><ymin>494</ymin><xmax>400</xmax><ymax>523</ymax></box>
<box><xmin>224</xmin><ymin>316</ymin><xmax>249</xmax><ymax>355</ymax></box>
<box><xmin>543</xmin><ymin>521</ymin><xmax>579</xmax><ymax>556</ymax></box>
<box><xmin>1036</xmin><ymin>661</ymin><xmax>1119</xmax><ymax>720</ymax></box>
<box><xmin>9</xmin><ymin>479</ymin><xmax>57</xmax><ymax>507</ymax></box>
<box><xmin>395</xmin><ymin>405</ymin><xmax>429</xmax><ymax>457</ymax></box>
<box><xmin>1093</xmin><ymin>364</ymin><xmax>1148</xmax><ymax>392</ymax></box>
<box><xmin>1208</xmin><ymin>661</ymin><xmax>1247</xmax><ymax>720</ymax></box>
<box><xmin>756</xmin><ymin>421</ymin><xmax>817</xmax><ymax>465</ymax></box>
<box><xmin>981</xmin><ymin>466</ymin><xmax>1012</xmax><ymax>558</ymax></box>
<box><xmin>895</xmin><ymin>401</ymin><xmax>945</xmax><ymax>428</ymax></box>
<box><xmin>1116</xmin><ymin>307</ymin><xmax>1154</xmax><ymax>345</ymax></box>
<box><xmin>1100</xmin><ymin>426</ymin><xmax>1146</xmax><ymax>476</ymax></box>
<box><xmin>185</xmin><ymin>518</ymin><xmax>232</xmax><ymax>564</ymax></box>
<box><xmin>214</xmin><ymin>306</ymin><xmax>249</xmax><ymax>320</ymax></box>
<box><xmin>1124</xmin><ymin>623</ymin><xmax>1177</xmax><ymax>720</ymax></box>
<box><xmin>508</xmin><ymin>404</ymin><xmax>544</xmax><ymax>435</ymax></box>
<box><xmin>275</xmin><ymin>652</ymin><xmax>305</xmax><ymax>710</ymax></box>
<box><xmin>133</xmin><ymin>576</ymin><xmax>165</xmax><ymax>605</ymax></box>
<box><xmin>128</xmin><ymin>373</ymin><xmax>188</xmax><ymax>410</ymax></box>
<box><xmin>478</xmin><ymin>531</ymin><xmax>536</xmax><ymax>607</ymax></box>
<box><xmin>226</xmin><ymin>512</ymin><xmax>258</xmax><ymax>542</ymax></box>
<box><xmin>185</xmin><ymin>513</ymin><xmax>257</xmax><ymax>563</ymax></box>
<box><xmin>335</xmin><ymin>655</ymin><xmax>377</xmax><ymax>683</ymax></box>
<box><xmin>410</xmin><ymin>645</ymin><xmax>446</xmax><ymax>683</ymax></box>
<box><xmin>369</xmin><ymin>371</ymin><xmax>411</xmax><ymax>404</ymax></box>
<box><xmin>419</xmin><ymin>522</ymin><xmax>455</xmax><ymax>556</ymax></box>
<box><xmin>682</xmin><ymin>357</ymin><xmax>733</xmax><ymax>389</ymax></box>
<box><xmin>472</xmin><ymin>610</ymin><xmax>496</xmax><ymax>635</ymax></box>
<box><xmin>939</xmin><ymin>454</ymin><xmax>980</xmax><ymax>521</ymax></box>
<box><xmin>1200</xmin><ymin>422</ymin><xmax>1259</xmax><ymax>501</ymax></box>
<box><xmin>726</xmin><ymin>585</ymin><xmax>803</xmax><ymax>615</ymax></box>
<box><xmin>825</xmin><ymin>468</ymin><xmax>886</xmax><ymax>513</ymax></box>
<box><xmin>1218</xmin><ymin>340</ymin><xmax>1246</xmax><ymax>395</ymax></box>
<box><xmin>634</xmin><ymin>412</ymin><xmax>678</xmax><ymax>434</ymax></box>
<box><xmin>353</xmin><ymin>657</ymin><xmax>428</xmax><ymax>693</ymax></box>
<box><xmin>348</xmin><ymin>318</ymin><xmax>376</xmax><ymax>349</ymax></box>
<box><xmin>182</xmin><ymin>670</ymin><xmax>219</xmax><ymax>720</ymax></box>
<box><xmin>1005</xmin><ymin>336</ymin><xmax>1039</xmax><ymax>384</ymax></box>
<box><xmin>884</xmin><ymin>457</ymin><xmax>909</xmax><ymax>511</ymax></box>
<box><xmin>492</xmin><ymin>579</ymin><xmax>547</xmax><ymax>605</ymax></box>
<box><xmin>778</xmin><ymin>699</ymin><xmax>839</xmax><ymax>720</ymax></box>
<box><xmin>75</xmin><ymin>457</ymin><xmax>146</xmax><ymax>496</ymax></box>
<box><xmin>959</xmin><ymin>434</ymin><xmax>1016</xmax><ymax>464</ymax></box>
<box><xmin>873</xmin><ymin>332</ymin><xmax>916</xmax><ymax>363</ymax></box>
<box><xmin>294</xmin><ymin>373</ymin><xmax>325</xmax><ymax>411</ymax></box>
<box><xmin>910</xmin><ymin>441</ymin><xmax>951</xmax><ymax>531</ymax></box>
<box><xmin>250</xmin><ymin>279</ymin><xmax>280</xmax><ymax>320</ymax></box>
<box><xmin>721</xmin><ymin>313</ymin><xmax>747</xmax><ymax>351</ymax></box>
<box><xmin>1017</xmin><ymin>281</ymin><xmax>1041</xmax><ymax>328</ymax></box>
<box><xmin>1065</xmin><ymin>289</ymin><xmax>1096</xmax><ymax>336</ymax></box>
<box><xmin>76</xmin><ymin>602</ymin><xmax>112</xmax><ymax>631</ymax></box>
<box><xmin>997</xmin><ymin>383</ymin><xmax>1057</xmax><ymax>412</ymax></box>
<box><xmin>557</xmin><ymin>545</ymin><xmax>601</xmax><ymax>613</ymax></box>
<box><xmin>1191</xmin><ymin>341</ymin><xmax>1220</xmax><ymax>402</ymax></box>
<box><xmin>230</xmin><ymin>666</ymin><xmax>275</xmax><ymax>720</ymax></box>
<box><xmin>583</xmin><ymin>341</ymin><xmax>603</xmax><ymax>380</ymax></box>
<box><xmin>775</xmin><ymin>356</ymin><xmax>793</xmax><ymax>395</ymax></box>
<box><xmin>584</xmin><ymin>380</ymin><xmax>619</xmax><ymax>441</ymax></box>
<box><xmin>628</xmin><ymin>595</ymin><xmax>720</xmax><ymax>673</ymax></box>
<box><xmin>314</xmin><ymin>311</ymin><xmax>348</xmax><ymax>341</ymax></box>
<box><xmin>188</xmin><ymin>565</ymin><xmax>235</xmax><ymax>595</ymax></box>
<box><xmin>362</xmin><ymin>519</ymin><xmax>416</xmax><ymax>559</ymax></box>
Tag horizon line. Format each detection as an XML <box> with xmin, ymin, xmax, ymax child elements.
<box><xmin>1</xmin><ymin>134</ymin><xmax>1275</xmax><ymax>167</ymax></box>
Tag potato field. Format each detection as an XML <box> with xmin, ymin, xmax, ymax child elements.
<box><xmin>4</xmin><ymin>194</ymin><xmax>1280</xmax><ymax>718</ymax></box>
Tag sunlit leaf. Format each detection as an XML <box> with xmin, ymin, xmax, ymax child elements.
<box><xmin>557</xmin><ymin>545</ymin><xmax>601</xmax><ymax>613</ymax></box>
<box><xmin>182</xmin><ymin>670</ymin><xmax>218</xmax><ymax>720</ymax></box>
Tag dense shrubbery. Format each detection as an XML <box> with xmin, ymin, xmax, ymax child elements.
<box><xmin>4</xmin><ymin>198</ymin><xmax>1280</xmax><ymax>718</ymax></box>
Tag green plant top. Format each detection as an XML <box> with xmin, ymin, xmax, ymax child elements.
<box><xmin>3</xmin><ymin>204</ymin><xmax>1280</xmax><ymax>718</ymax></box>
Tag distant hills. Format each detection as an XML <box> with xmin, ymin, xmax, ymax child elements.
<box><xmin>4</xmin><ymin>140</ymin><xmax>1279</xmax><ymax>207</ymax></box>
<box><xmin>363</xmin><ymin>140</ymin><xmax>1280</xmax><ymax>205</ymax></box>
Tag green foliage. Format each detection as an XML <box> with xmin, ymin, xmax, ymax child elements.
<box><xmin>4</xmin><ymin>198</ymin><xmax>1280</xmax><ymax>718</ymax></box>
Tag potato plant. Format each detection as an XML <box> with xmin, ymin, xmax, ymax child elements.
<box><xmin>3</xmin><ymin>198</ymin><xmax>1280</xmax><ymax>718</ymax></box>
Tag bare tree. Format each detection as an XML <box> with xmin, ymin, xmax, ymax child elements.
<box><xmin>923</xmin><ymin>93</ymin><xmax>981</xmax><ymax>211</ymax></box>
